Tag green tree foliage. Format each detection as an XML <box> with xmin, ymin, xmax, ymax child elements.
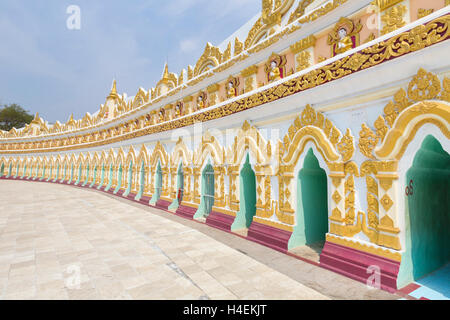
<box><xmin>0</xmin><ymin>104</ymin><xmax>34</xmax><ymax>131</ymax></box>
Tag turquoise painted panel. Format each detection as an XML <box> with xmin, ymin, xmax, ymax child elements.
<box><xmin>169</xmin><ymin>163</ymin><xmax>184</xmax><ymax>210</ymax></box>
<box><xmin>113</xmin><ymin>163</ymin><xmax>123</xmax><ymax>194</ymax></box>
<box><xmin>74</xmin><ymin>164</ymin><xmax>82</xmax><ymax>185</ymax></box>
<box><xmin>398</xmin><ymin>135</ymin><xmax>450</xmax><ymax>287</ymax></box>
<box><xmin>97</xmin><ymin>164</ymin><xmax>106</xmax><ymax>189</ymax></box>
<box><xmin>149</xmin><ymin>161</ymin><xmax>162</xmax><ymax>205</ymax></box>
<box><xmin>288</xmin><ymin>148</ymin><xmax>328</xmax><ymax>250</ymax></box>
<box><xmin>194</xmin><ymin>162</ymin><xmax>214</xmax><ymax>219</ymax></box>
<box><xmin>89</xmin><ymin>165</ymin><xmax>97</xmax><ymax>187</ymax></box>
<box><xmin>21</xmin><ymin>164</ymin><xmax>27</xmax><ymax>179</ymax></box>
<box><xmin>123</xmin><ymin>162</ymin><xmax>133</xmax><ymax>197</ymax></box>
<box><xmin>232</xmin><ymin>154</ymin><xmax>256</xmax><ymax>231</ymax></box>
<box><xmin>135</xmin><ymin>161</ymin><xmax>145</xmax><ymax>201</ymax></box>
<box><xmin>104</xmin><ymin>165</ymin><xmax>113</xmax><ymax>191</ymax></box>
<box><xmin>82</xmin><ymin>164</ymin><xmax>90</xmax><ymax>186</ymax></box>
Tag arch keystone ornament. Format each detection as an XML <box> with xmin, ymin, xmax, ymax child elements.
<box><xmin>359</xmin><ymin>69</ymin><xmax>450</xmax><ymax>160</ymax></box>
<box><xmin>282</xmin><ymin>104</ymin><xmax>351</xmax><ymax>165</ymax></box>
<box><xmin>245</xmin><ymin>0</ymin><xmax>295</xmax><ymax>49</ymax></box>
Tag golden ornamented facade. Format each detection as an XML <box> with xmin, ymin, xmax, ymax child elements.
<box><xmin>1</xmin><ymin>0</ymin><xmax>449</xmax><ymax>293</ymax></box>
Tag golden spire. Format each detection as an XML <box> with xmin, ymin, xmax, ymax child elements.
<box><xmin>162</xmin><ymin>63</ymin><xmax>169</xmax><ymax>80</ymax></box>
<box><xmin>107</xmin><ymin>79</ymin><xmax>119</xmax><ymax>100</ymax></box>
<box><xmin>30</xmin><ymin>112</ymin><xmax>40</xmax><ymax>125</ymax></box>
<box><xmin>67</xmin><ymin>113</ymin><xmax>75</xmax><ymax>124</ymax></box>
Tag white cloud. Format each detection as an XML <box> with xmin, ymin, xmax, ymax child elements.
<box><xmin>163</xmin><ymin>0</ymin><xmax>258</xmax><ymax>18</ymax></box>
<box><xmin>179</xmin><ymin>38</ymin><xmax>199</xmax><ymax>53</ymax></box>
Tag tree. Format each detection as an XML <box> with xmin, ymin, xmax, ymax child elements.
<box><xmin>0</xmin><ymin>104</ymin><xmax>34</xmax><ymax>131</ymax></box>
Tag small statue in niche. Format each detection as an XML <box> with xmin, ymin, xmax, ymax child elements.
<box><xmin>174</xmin><ymin>102</ymin><xmax>183</xmax><ymax>117</ymax></box>
<box><xmin>265</xmin><ymin>53</ymin><xmax>287</xmax><ymax>83</ymax></box>
<box><xmin>327</xmin><ymin>17</ymin><xmax>362</xmax><ymax>57</ymax></box>
<box><xmin>227</xmin><ymin>81</ymin><xmax>237</xmax><ymax>98</ymax></box>
<box><xmin>197</xmin><ymin>92</ymin><xmax>207</xmax><ymax>110</ymax></box>
<box><xmin>158</xmin><ymin>109</ymin><xmax>165</xmax><ymax>123</ymax></box>
<box><xmin>336</xmin><ymin>28</ymin><xmax>353</xmax><ymax>54</ymax></box>
<box><xmin>269</xmin><ymin>61</ymin><xmax>281</xmax><ymax>82</ymax></box>
<box><xmin>226</xmin><ymin>76</ymin><xmax>240</xmax><ymax>99</ymax></box>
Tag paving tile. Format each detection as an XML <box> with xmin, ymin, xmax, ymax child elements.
<box><xmin>0</xmin><ymin>180</ymin><xmax>398</xmax><ymax>300</ymax></box>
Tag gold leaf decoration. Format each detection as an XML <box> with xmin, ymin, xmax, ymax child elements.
<box><xmin>407</xmin><ymin>68</ymin><xmax>441</xmax><ymax>101</ymax></box>
<box><xmin>337</xmin><ymin>128</ymin><xmax>354</xmax><ymax>162</ymax></box>
<box><xmin>380</xmin><ymin>194</ymin><xmax>394</xmax><ymax>211</ymax></box>
<box><xmin>358</xmin><ymin>124</ymin><xmax>378</xmax><ymax>159</ymax></box>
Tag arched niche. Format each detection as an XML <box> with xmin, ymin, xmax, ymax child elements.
<box><xmin>397</xmin><ymin>134</ymin><xmax>450</xmax><ymax>288</ymax></box>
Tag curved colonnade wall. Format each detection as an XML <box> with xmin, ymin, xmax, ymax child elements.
<box><xmin>1</xmin><ymin>1</ymin><xmax>450</xmax><ymax>293</ymax></box>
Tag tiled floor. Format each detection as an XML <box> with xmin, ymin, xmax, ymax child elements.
<box><xmin>407</xmin><ymin>264</ymin><xmax>450</xmax><ymax>300</ymax></box>
<box><xmin>0</xmin><ymin>180</ymin><xmax>398</xmax><ymax>300</ymax></box>
<box><xmin>0</xmin><ymin>180</ymin><xmax>329</xmax><ymax>300</ymax></box>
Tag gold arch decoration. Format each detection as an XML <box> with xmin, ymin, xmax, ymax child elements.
<box><xmin>191</xmin><ymin>131</ymin><xmax>226</xmax><ymax>207</ymax></box>
<box><xmin>282</xmin><ymin>104</ymin><xmax>353</xmax><ymax>165</ymax></box>
<box><xmin>136</xmin><ymin>144</ymin><xmax>149</xmax><ymax>166</ymax></box>
<box><xmin>131</xmin><ymin>88</ymin><xmax>150</xmax><ymax>110</ymax></box>
<box><xmin>193</xmin><ymin>131</ymin><xmax>225</xmax><ymax>167</ymax></box>
<box><xmin>98</xmin><ymin>150</ymin><xmax>106</xmax><ymax>166</ymax></box>
<box><xmin>90</xmin><ymin>152</ymin><xmax>100</xmax><ymax>183</ymax></box>
<box><xmin>75</xmin><ymin>153</ymin><xmax>85</xmax><ymax>181</ymax></box>
<box><xmin>82</xmin><ymin>153</ymin><xmax>91</xmax><ymax>182</ymax></box>
<box><xmin>105</xmin><ymin>149</ymin><xmax>115</xmax><ymax>167</ymax></box>
<box><xmin>227</xmin><ymin>121</ymin><xmax>273</xmax><ymax>168</ymax></box>
<box><xmin>359</xmin><ymin>68</ymin><xmax>450</xmax><ymax>160</ymax></box>
<box><xmin>125</xmin><ymin>146</ymin><xmax>137</xmax><ymax>165</ymax></box>
<box><xmin>245</xmin><ymin>0</ymin><xmax>295</xmax><ymax>49</ymax></box>
<box><xmin>149</xmin><ymin>141</ymin><xmax>169</xmax><ymax>167</ymax></box>
<box><xmin>155</xmin><ymin>64</ymin><xmax>178</xmax><ymax>96</ymax></box>
<box><xmin>91</xmin><ymin>152</ymin><xmax>99</xmax><ymax>167</ymax></box>
<box><xmin>375</xmin><ymin>101</ymin><xmax>450</xmax><ymax>160</ymax></box>
<box><xmin>171</xmin><ymin>137</ymin><xmax>192</xmax><ymax>168</ymax></box>
<box><xmin>61</xmin><ymin>154</ymin><xmax>69</xmax><ymax>169</ymax></box>
<box><xmin>193</xmin><ymin>43</ymin><xmax>223</xmax><ymax>77</ymax></box>
<box><xmin>169</xmin><ymin>138</ymin><xmax>191</xmax><ymax>201</ymax></box>
<box><xmin>227</xmin><ymin>120</ymin><xmax>275</xmax><ymax>216</ymax></box>
<box><xmin>136</xmin><ymin>145</ymin><xmax>150</xmax><ymax>195</ymax></box>
<box><xmin>68</xmin><ymin>154</ymin><xmax>76</xmax><ymax>172</ymax></box>
<box><xmin>75</xmin><ymin>153</ymin><xmax>84</xmax><ymax>167</ymax></box>
<box><xmin>288</xmin><ymin>0</ymin><xmax>315</xmax><ymax>23</ymax></box>
<box><xmin>18</xmin><ymin>157</ymin><xmax>26</xmax><ymax>177</ymax></box>
<box><xmin>115</xmin><ymin>148</ymin><xmax>125</xmax><ymax>166</ymax></box>
<box><xmin>54</xmin><ymin>154</ymin><xmax>62</xmax><ymax>167</ymax></box>
<box><xmin>124</xmin><ymin>146</ymin><xmax>137</xmax><ymax>190</ymax></box>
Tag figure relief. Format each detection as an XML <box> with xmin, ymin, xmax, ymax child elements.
<box><xmin>265</xmin><ymin>53</ymin><xmax>287</xmax><ymax>83</ymax></box>
<box><xmin>226</xmin><ymin>76</ymin><xmax>240</xmax><ymax>99</ymax></box>
<box><xmin>158</xmin><ymin>108</ymin><xmax>165</xmax><ymax>123</ymax></box>
<box><xmin>196</xmin><ymin>92</ymin><xmax>207</xmax><ymax>110</ymax></box>
<box><xmin>327</xmin><ymin>17</ymin><xmax>362</xmax><ymax>57</ymax></box>
<box><xmin>174</xmin><ymin>102</ymin><xmax>183</xmax><ymax>118</ymax></box>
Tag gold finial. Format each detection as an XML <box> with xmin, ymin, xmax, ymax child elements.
<box><xmin>162</xmin><ymin>63</ymin><xmax>169</xmax><ymax>79</ymax></box>
<box><xmin>31</xmin><ymin>112</ymin><xmax>40</xmax><ymax>125</ymax></box>
<box><xmin>107</xmin><ymin>79</ymin><xmax>119</xmax><ymax>100</ymax></box>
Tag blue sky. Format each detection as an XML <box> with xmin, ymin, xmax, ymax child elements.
<box><xmin>0</xmin><ymin>0</ymin><xmax>259</xmax><ymax>123</ymax></box>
